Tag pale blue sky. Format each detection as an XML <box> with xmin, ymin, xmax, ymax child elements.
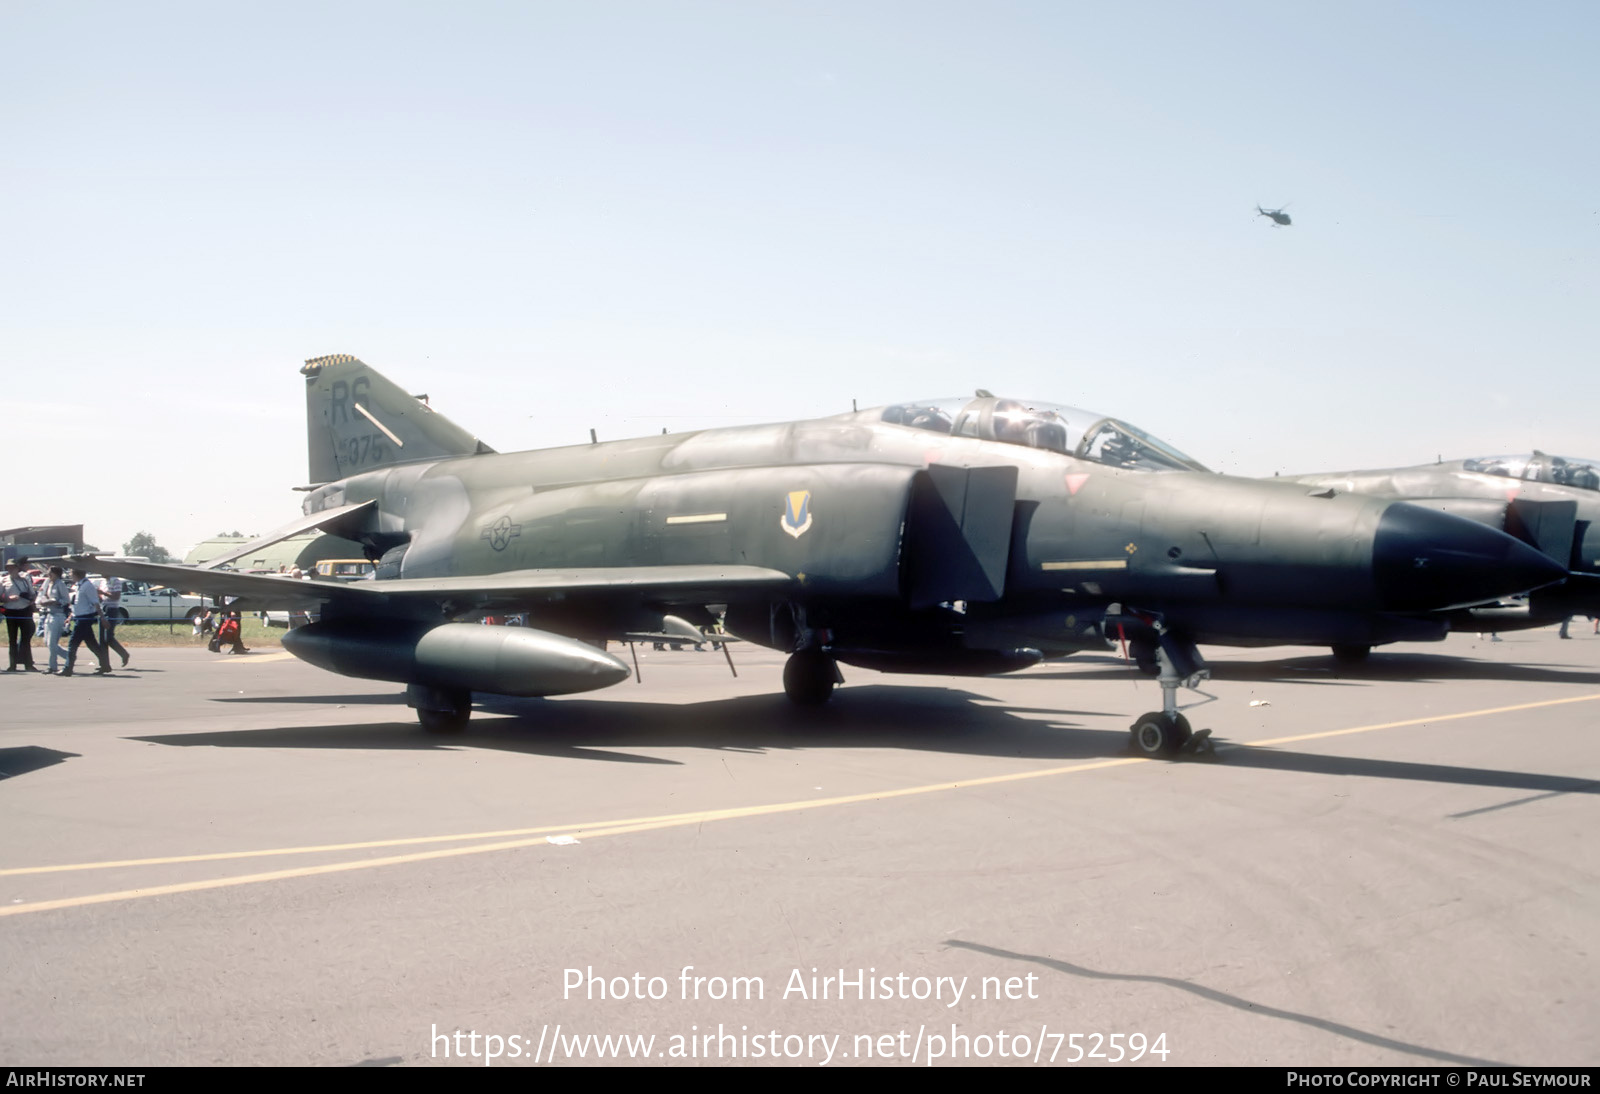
<box><xmin>4</xmin><ymin>2</ymin><xmax>1596</xmax><ymax>553</ymax></box>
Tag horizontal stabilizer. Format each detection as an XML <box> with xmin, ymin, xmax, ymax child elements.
<box><xmin>199</xmin><ymin>501</ymin><xmax>378</xmax><ymax>570</ymax></box>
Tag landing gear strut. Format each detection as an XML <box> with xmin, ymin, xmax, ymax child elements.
<box><xmin>1110</xmin><ymin>610</ymin><xmax>1215</xmax><ymax>759</ymax></box>
<box><xmin>409</xmin><ymin>684</ymin><xmax>472</xmax><ymax>733</ymax></box>
<box><xmin>1128</xmin><ymin>636</ymin><xmax>1161</xmax><ymax>677</ymax></box>
<box><xmin>783</xmin><ymin>649</ymin><xmax>842</xmax><ymax>706</ymax></box>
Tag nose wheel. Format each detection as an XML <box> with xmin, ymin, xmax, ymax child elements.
<box><xmin>1112</xmin><ymin>613</ymin><xmax>1217</xmax><ymax>759</ymax></box>
<box><xmin>1131</xmin><ymin>711</ymin><xmax>1191</xmax><ymax>757</ymax></box>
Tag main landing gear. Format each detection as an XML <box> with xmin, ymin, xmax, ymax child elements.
<box><xmin>1330</xmin><ymin>643</ymin><xmax>1371</xmax><ymax>665</ymax></box>
<box><xmin>409</xmin><ymin>684</ymin><xmax>472</xmax><ymax>733</ymax></box>
<box><xmin>782</xmin><ymin>649</ymin><xmax>842</xmax><ymax>706</ymax></box>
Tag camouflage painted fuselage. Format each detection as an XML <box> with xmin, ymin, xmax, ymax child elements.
<box><xmin>300</xmin><ymin>411</ymin><xmax>1558</xmax><ymax>663</ymax></box>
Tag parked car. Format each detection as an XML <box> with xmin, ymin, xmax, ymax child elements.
<box><xmin>313</xmin><ymin>559</ymin><xmax>375</xmax><ymax>581</ymax></box>
<box><xmin>98</xmin><ymin>579</ymin><xmax>210</xmax><ymax>622</ymax></box>
<box><xmin>260</xmin><ymin>561</ymin><xmax>372</xmax><ymax>625</ymax></box>
<box><xmin>262</xmin><ymin>608</ymin><xmax>317</xmax><ymax>628</ymax></box>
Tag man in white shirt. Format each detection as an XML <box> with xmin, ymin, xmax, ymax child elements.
<box><xmin>63</xmin><ymin>569</ymin><xmax>111</xmax><ymax>676</ymax></box>
<box><xmin>35</xmin><ymin>565</ymin><xmax>72</xmax><ymax>674</ymax></box>
<box><xmin>2</xmin><ymin>559</ymin><xmax>38</xmax><ymax>671</ymax></box>
<box><xmin>97</xmin><ymin>575</ymin><xmax>131</xmax><ymax>668</ymax></box>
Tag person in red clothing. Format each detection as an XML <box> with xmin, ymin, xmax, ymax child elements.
<box><xmin>216</xmin><ymin>611</ymin><xmax>249</xmax><ymax>655</ymax></box>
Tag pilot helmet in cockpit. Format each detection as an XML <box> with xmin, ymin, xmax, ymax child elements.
<box><xmin>992</xmin><ymin>400</ymin><xmax>1031</xmax><ymax>444</ymax></box>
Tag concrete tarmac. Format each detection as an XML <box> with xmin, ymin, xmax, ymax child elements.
<box><xmin>2</xmin><ymin>628</ymin><xmax>1597</xmax><ymax>1067</ymax></box>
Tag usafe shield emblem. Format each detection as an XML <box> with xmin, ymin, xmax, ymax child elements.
<box><xmin>781</xmin><ymin>490</ymin><xmax>814</xmax><ymax>539</ymax></box>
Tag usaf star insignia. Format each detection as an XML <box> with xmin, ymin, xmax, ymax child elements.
<box><xmin>482</xmin><ymin>515</ymin><xmax>522</xmax><ymax>551</ymax></box>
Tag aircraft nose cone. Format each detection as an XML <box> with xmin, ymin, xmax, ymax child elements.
<box><xmin>1373</xmin><ymin>502</ymin><xmax>1569</xmax><ymax>611</ymax></box>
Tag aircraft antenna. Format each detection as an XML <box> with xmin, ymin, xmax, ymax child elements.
<box><xmin>589</xmin><ymin>428</ymin><xmax>598</xmax><ymax>444</ymax></box>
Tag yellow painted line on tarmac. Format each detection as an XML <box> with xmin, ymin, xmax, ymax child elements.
<box><xmin>1245</xmin><ymin>692</ymin><xmax>1600</xmax><ymax>748</ymax></box>
<box><xmin>0</xmin><ymin>818</ymin><xmax>690</xmax><ymax>876</ymax></box>
<box><xmin>0</xmin><ymin>757</ymin><xmax>1145</xmax><ymax>915</ymax></box>
<box><xmin>5</xmin><ymin>691</ymin><xmax>1597</xmax><ymax>918</ymax></box>
<box><xmin>216</xmin><ymin>651</ymin><xmax>295</xmax><ymax>663</ymax></box>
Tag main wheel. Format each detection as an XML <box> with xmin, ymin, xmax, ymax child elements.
<box><xmin>417</xmin><ymin>706</ymin><xmax>471</xmax><ymax>734</ymax></box>
<box><xmin>1331</xmin><ymin>644</ymin><xmax>1371</xmax><ymax>665</ymax></box>
<box><xmin>1130</xmin><ymin>711</ymin><xmax>1191</xmax><ymax>758</ymax></box>
<box><xmin>783</xmin><ymin>650</ymin><xmax>839</xmax><ymax>706</ymax></box>
<box><xmin>410</xmin><ymin>684</ymin><xmax>472</xmax><ymax>733</ymax></box>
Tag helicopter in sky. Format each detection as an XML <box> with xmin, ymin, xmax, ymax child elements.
<box><xmin>1256</xmin><ymin>204</ymin><xmax>1292</xmax><ymax>226</ymax></box>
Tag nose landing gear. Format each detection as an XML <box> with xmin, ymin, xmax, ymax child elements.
<box><xmin>1110</xmin><ymin>607</ymin><xmax>1216</xmax><ymax>759</ymax></box>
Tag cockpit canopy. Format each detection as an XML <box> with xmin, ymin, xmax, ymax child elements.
<box><xmin>878</xmin><ymin>395</ymin><xmax>1208</xmax><ymax>472</ymax></box>
<box><xmin>1464</xmin><ymin>452</ymin><xmax>1600</xmax><ymax>492</ymax></box>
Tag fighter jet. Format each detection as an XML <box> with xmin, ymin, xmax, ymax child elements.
<box><xmin>82</xmin><ymin>357</ymin><xmax>1563</xmax><ymax>757</ymax></box>
<box><xmin>1256</xmin><ymin>205</ymin><xmax>1292</xmax><ymax>226</ymax></box>
<box><xmin>1281</xmin><ymin>452</ymin><xmax>1600</xmax><ymax>646</ymax></box>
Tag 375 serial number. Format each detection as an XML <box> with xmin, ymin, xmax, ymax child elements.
<box><xmin>338</xmin><ymin>434</ymin><xmax>389</xmax><ymax>468</ymax></box>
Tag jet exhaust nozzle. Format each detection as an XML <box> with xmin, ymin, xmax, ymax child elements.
<box><xmin>282</xmin><ymin>620</ymin><xmax>630</xmax><ymax>696</ymax></box>
<box><xmin>1373</xmin><ymin>502</ymin><xmax>1569</xmax><ymax>612</ymax></box>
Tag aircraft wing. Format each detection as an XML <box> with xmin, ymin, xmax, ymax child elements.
<box><xmin>359</xmin><ymin>565</ymin><xmax>793</xmax><ymax>615</ymax></box>
<box><xmin>74</xmin><ymin>557</ymin><xmax>794</xmax><ymax>616</ymax></box>
<box><xmin>68</xmin><ymin>558</ymin><xmax>345</xmax><ymax>611</ymax></box>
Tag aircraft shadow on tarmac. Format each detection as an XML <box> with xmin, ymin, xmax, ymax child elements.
<box><xmin>122</xmin><ymin>684</ymin><xmax>1600</xmax><ymax>800</ymax></box>
<box><xmin>1214</xmin><ymin>748</ymin><xmax>1598</xmax><ymax>804</ymax></box>
<box><xmin>146</xmin><ymin>685</ymin><xmax>1130</xmax><ymax>765</ymax></box>
<box><xmin>217</xmin><ymin>692</ymin><xmax>410</xmax><ymax>706</ymax></box>
<box><xmin>1046</xmin><ymin>651</ymin><xmax>1600</xmax><ymax>687</ymax></box>
<box><xmin>0</xmin><ymin>745</ymin><xmax>82</xmax><ymax>783</ymax></box>
<box><xmin>943</xmin><ymin>940</ymin><xmax>1506</xmax><ymax>1067</ymax></box>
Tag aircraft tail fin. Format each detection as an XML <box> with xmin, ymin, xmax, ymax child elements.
<box><xmin>301</xmin><ymin>355</ymin><xmax>495</xmax><ymax>484</ymax></box>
